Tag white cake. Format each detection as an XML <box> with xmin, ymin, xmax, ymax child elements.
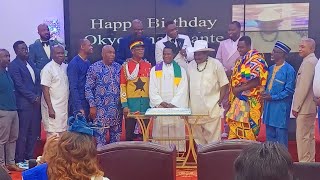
<box><xmin>145</xmin><ymin>108</ymin><xmax>191</xmax><ymax>116</ymax></box>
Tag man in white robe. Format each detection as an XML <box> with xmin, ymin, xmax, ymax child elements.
<box><xmin>41</xmin><ymin>45</ymin><xmax>69</xmax><ymax>137</ymax></box>
<box><xmin>149</xmin><ymin>47</ymin><xmax>189</xmax><ymax>151</ymax></box>
<box><xmin>188</xmin><ymin>40</ymin><xmax>229</xmax><ymax>145</ymax></box>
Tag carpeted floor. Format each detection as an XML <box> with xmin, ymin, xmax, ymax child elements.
<box><xmin>10</xmin><ymin>119</ymin><xmax>320</xmax><ymax>180</ymax></box>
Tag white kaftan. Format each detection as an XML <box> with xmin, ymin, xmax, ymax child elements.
<box><xmin>41</xmin><ymin>60</ymin><xmax>69</xmax><ymax>133</ymax></box>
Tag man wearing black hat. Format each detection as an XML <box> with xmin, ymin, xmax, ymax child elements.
<box><xmin>262</xmin><ymin>41</ymin><xmax>296</xmax><ymax>147</ymax></box>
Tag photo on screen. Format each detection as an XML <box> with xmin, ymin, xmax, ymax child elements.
<box><xmin>232</xmin><ymin>3</ymin><xmax>309</xmax><ymax>53</ymax></box>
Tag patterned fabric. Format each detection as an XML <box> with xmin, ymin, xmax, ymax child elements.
<box><xmin>226</xmin><ymin>49</ymin><xmax>268</xmax><ymax>140</ymax></box>
<box><xmin>275</xmin><ymin>41</ymin><xmax>291</xmax><ymax>54</ymax></box>
<box><xmin>85</xmin><ymin>61</ymin><xmax>122</xmax><ymax>146</ymax></box>
<box><xmin>120</xmin><ymin>59</ymin><xmax>151</xmax><ymax>113</ymax></box>
<box><xmin>155</xmin><ymin>61</ymin><xmax>182</xmax><ymax>86</ymax></box>
<box><xmin>130</xmin><ymin>40</ymin><xmax>144</xmax><ymax>50</ymax></box>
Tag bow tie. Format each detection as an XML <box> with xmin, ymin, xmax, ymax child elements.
<box><xmin>41</xmin><ymin>41</ymin><xmax>49</xmax><ymax>46</ymax></box>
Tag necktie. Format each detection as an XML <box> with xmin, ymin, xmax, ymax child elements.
<box><xmin>171</xmin><ymin>39</ymin><xmax>176</xmax><ymax>44</ymax></box>
<box><xmin>42</xmin><ymin>41</ymin><xmax>49</xmax><ymax>46</ymax></box>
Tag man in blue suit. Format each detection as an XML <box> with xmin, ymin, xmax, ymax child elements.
<box><xmin>116</xmin><ymin>19</ymin><xmax>155</xmax><ymax>66</ymax></box>
<box><xmin>8</xmin><ymin>41</ymin><xmax>41</xmax><ymax>168</ymax></box>
<box><xmin>29</xmin><ymin>24</ymin><xmax>57</xmax><ymax>70</ymax></box>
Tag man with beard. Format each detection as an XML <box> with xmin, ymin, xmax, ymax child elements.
<box><xmin>67</xmin><ymin>39</ymin><xmax>93</xmax><ymax>119</ymax></box>
<box><xmin>117</xmin><ymin>19</ymin><xmax>155</xmax><ymax>66</ymax></box>
<box><xmin>29</xmin><ymin>24</ymin><xmax>58</xmax><ymax>70</ymax></box>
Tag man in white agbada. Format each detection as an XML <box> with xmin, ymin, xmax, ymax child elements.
<box><xmin>188</xmin><ymin>40</ymin><xmax>229</xmax><ymax>145</ymax></box>
<box><xmin>41</xmin><ymin>45</ymin><xmax>69</xmax><ymax>137</ymax></box>
<box><xmin>149</xmin><ymin>47</ymin><xmax>189</xmax><ymax>151</ymax></box>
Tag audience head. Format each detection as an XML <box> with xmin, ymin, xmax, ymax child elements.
<box><xmin>165</xmin><ymin>21</ymin><xmax>178</xmax><ymax>39</ymax></box>
<box><xmin>37</xmin><ymin>24</ymin><xmax>51</xmax><ymax>41</ymax></box>
<box><xmin>0</xmin><ymin>49</ymin><xmax>10</xmax><ymax>69</ymax></box>
<box><xmin>237</xmin><ymin>36</ymin><xmax>252</xmax><ymax>56</ymax></box>
<box><xmin>78</xmin><ymin>39</ymin><xmax>93</xmax><ymax>56</ymax></box>
<box><xmin>102</xmin><ymin>45</ymin><xmax>115</xmax><ymax>65</ymax></box>
<box><xmin>13</xmin><ymin>41</ymin><xmax>29</xmax><ymax>60</ymax></box>
<box><xmin>41</xmin><ymin>134</ymin><xmax>59</xmax><ymax>164</ymax></box>
<box><xmin>47</xmin><ymin>131</ymin><xmax>103</xmax><ymax>179</ymax></box>
<box><xmin>299</xmin><ymin>38</ymin><xmax>316</xmax><ymax>58</ymax></box>
<box><xmin>131</xmin><ymin>19</ymin><xmax>144</xmax><ymax>38</ymax></box>
<box><xmin>163</xmin><ymin>47</ymin><xmax>174</xmax><ymax>64</ymax></box>
<box><xmin>234</xmin><ymin>142</ymin><xmax>293</xmax><ymax>180</ymax></box>
<box><xmin>51</xmin><ymin>45</ymin><xmax>65</xmax><ymax>65</ymax></box>
<box><xmin>130</xmin><ymin>40</ymin><xmax>145</xmax><ymax>59</ymax></box>
<box><xmin>228</xmin><ymin>21</ymin><xmax>241</xmax><ymax>41</ymax></box>
<box><xmin>46</xmin><ymin>114</ymin><xmax>104</xmax><ymax>179</ymax></box>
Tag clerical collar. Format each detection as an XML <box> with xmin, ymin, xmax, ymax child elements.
<box><xmin>164</xmin><ymin>62</ymin><xmax>172</xmax><ymax>67</ymax></box>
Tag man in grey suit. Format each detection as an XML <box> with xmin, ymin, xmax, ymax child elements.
<box><xmin>292</xmin><ymin>38</ymin><xmax>318</xmax><ymax>162</ymax></box>
<box><xmin>29</xmin><ymin>24</ymin><xmax>57</xmax><ymax>70</ymax></box>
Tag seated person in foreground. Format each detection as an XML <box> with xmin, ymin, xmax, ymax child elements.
<box><xmin>234</xmin><ymin>142</ymin><xmax>293</xmax><ymax>180</ymax></box>
<box><xmin>22</xmin><ymin>115</ymin><xmax>109</xmax><ymax>180</ymax></box>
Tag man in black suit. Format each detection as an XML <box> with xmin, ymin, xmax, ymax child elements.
<box><xmin>8</xmin><ymin>41</ymin><xmax>41</xmax><ymax>168</ymax></box>
<box><xmin>29</xmin><ymin>24</ymin><xmax>57</xmax><ymax>70</ymax></box>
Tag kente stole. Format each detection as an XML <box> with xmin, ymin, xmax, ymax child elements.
<box><xmin>155</xmin><ymin>61</ymin><xmax>181</xmax><ymax>86</ymax></box>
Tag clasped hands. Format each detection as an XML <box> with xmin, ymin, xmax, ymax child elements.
<box><xmin>159</xmin><ymin>102</ymin><xmax>177</xmax><ymax>108</ymax></box>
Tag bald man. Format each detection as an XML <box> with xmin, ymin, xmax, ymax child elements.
<box><xmin>292</xmin><ymin>38</ymin><xmax>318</xmax><ymax>162</ymax></box>
<box><xmin>29</xmin><ymin>24</ymin><xmax>58</xmax><ymax>70</ymax></box>
<box><xmin>41</xmin><ymin>45</ymin><xmax>69</xmax><ymax>137</ymax></box>
<box><xmin>67</xmin><ymin>39</ymin><xmax>93</xmax><ymax>118</ymax></box>
<box><xmin>116</xmin><ymin>19</ymin><xmax>155</xmax><ymax>66</ymax></box>
<box><xmin>85</xmin><ymin>45</ymin><xmax>122</xmax><ymax>147</ymax></box>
